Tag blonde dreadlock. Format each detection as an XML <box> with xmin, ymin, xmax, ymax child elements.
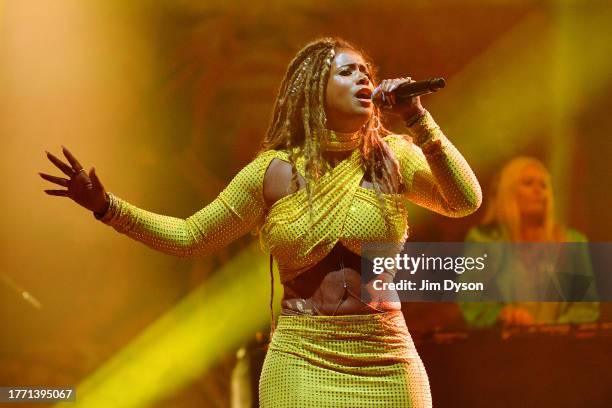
<box><xmin>259</xmin><ymin>37</ymin><xmax>405</xmax><ymax>228</ymax></box>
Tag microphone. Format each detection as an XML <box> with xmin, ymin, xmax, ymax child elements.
<box><xmin>371</xmin><ymin>77</ymin><xmax>446</xmax><ymax>107</ymax></box>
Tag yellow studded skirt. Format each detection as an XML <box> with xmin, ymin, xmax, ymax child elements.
<box><xmin>258</xmin><ymin>310</ymin><xmax>432</xmax><ymax>407</ymax></box>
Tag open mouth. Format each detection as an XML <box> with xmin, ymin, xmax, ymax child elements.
<box><xmin>354</xmin><ymin>88</ymin><xmax>372</xmax><ymax>101</ymax></box>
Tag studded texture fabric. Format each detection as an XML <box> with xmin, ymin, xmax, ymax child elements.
<box><xmin>98</xmin><ymin>149</ymin><xmax>279</xmax><ymax>257</ymax></box>
<box><xmin>98</xmin><ymin>112</ymin><xmax>480</xmax><ymax>408</ymax></box>
<box><xmin>99</xmin><ymin>111</ymin><xmax>481</xmax><ymax>284</ymax></box>
<box><xmin>259</xmin><ymin>310</ymin><xmax>432</xmax><ymax>407</ymax></box>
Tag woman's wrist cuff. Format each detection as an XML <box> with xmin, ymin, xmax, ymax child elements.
<box><xmin>93</xmin><ymin>192</ymin><xmax>115</xmax><ymax>222</ymax></box>
<box><xmin>405</xmin><ymin>109</ymin><xmax>444</xmax><ymax>149</ymax></box>
<box><xmin>402</xmin><ymin>108</ymin><xmax>427</xmax><ymax>127</ymax></box>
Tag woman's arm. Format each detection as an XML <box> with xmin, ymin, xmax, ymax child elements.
<box><xmin>97</xmin><ymin>150</ymin><xmax>279</xmax><ymax>258</ymax></box>
<box><xmin>385</xmin><ymin>110</ymin><xmax>482</xmax><ymax>218</ymax></box>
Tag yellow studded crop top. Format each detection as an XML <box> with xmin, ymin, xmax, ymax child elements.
<box><xmin>97</xmin><ymin>111</ymin><xmax>482</xmax><ymax>284</ymax></box>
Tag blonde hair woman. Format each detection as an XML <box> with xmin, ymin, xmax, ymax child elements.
<box><xmin>462</xmin><ymin>157</ymin><xmax>599</xmax><ymax>327</ymax></box>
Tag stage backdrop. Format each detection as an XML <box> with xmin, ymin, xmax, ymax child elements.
<box><xmin>2</xmin><ymin>1</ymin><xmax>611</xmax><ymax>407</ymax></box>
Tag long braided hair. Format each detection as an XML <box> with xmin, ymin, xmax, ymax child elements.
<box><xmin>259</xmin><ymin>37</ymin><xmax>404</xmax><ymax>223</ymax></box>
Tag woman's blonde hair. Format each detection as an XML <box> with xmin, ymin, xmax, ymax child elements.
<box><xmin>482</xmin><ymin>156</ymin><xmax>565</xmax><ymax>242</ymax></box>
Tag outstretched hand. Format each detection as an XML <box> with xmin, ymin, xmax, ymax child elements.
<box><xmin>39</xmin><ymin>146</ymin><xmax>109</xmax><ymax>215</ymax></box>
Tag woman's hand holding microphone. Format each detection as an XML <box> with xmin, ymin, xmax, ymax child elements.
<box><xmin>375</xmin><ymin>77</ymin><xmax>426</xmax><ymax>121</ymax></box>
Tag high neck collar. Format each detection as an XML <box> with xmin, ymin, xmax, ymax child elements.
<box><xmin>320</xmin><ymin>128</ymin><xmax>361</xmax><ymax>152</ymax></box>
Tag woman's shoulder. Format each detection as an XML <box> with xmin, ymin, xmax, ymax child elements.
<box><xmin>247</xmin><ymin>149</ymin><xmax>291</xmax><ymax>171</ymax></box>
<box><xmin>228</xmin><ymin>149</ymin><xmax>292</xmax><ymax>188</ymax></box>
<box><xmin>247</xmin><ymin>148</ymin><xmax>302</xmax><ymax>184</ymax></box>
<box><xmin>563</xmin><ymin>227</ymin><xmax>588</xmax><ymax>243</ymax></box>
<box><xmin>255</xmin><ymin>148</ymin><xmax>288</xmax><ymax>159</ymax></box>
<box><xmin>255</xmin><ymin>147</ymin><xmax>298</xmax><ymax>162</ymax></box>
<box><xmin>465</xmin><ymin>223</ymin><xmax>504</xmax><ymax>242</ymax></box>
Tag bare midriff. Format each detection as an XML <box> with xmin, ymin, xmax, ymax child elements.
<box><xmin>281</xmin><ymin>242</ymin><xmax>400</xmax><ymax>315</ymax></box>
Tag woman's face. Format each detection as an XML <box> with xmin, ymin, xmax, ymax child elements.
<box><xmin>516</xmin><ymin>164</ymin><xmax>549</xmax><ymax>218</ymax></box>
<box><xmin>325</xmin><ymin>49</ymin><xmax>373</xmax><ymax>132</ymax></box>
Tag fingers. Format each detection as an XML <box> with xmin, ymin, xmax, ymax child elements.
<box><xmin>385</xmin><ymin>80</ymin><xmax>396</xmax><ymax>105</ymax></box>
<box><xmin>44</xmin><ymin>189</ymin><xmax>69</xmax><ymax>197</ymax></box>
<box><xmin>61</xmin><ymin>145</ymin><xmax>84</xmax><ymax>172</ymax></box>
<box><xmin>46</xmin><ymin>150</ymin><xmax>75</xmax><ymax>177</ymax></box>
<box><xmin>380</xmin><ymin>77</ymin><xmax>413</xmax><ymax>106</ymax></box>
<box><xmin>89</xmin><ymin>167</ymin><xmax>105</xmax><ymax>191</ymax></box>
<box><xmin>383</xmin><ymin>77</ymin><xmax>411</xmax><ymax>90</ymax></box>
<box><xmin>381</xmin><ymin>79</ymin><xmax>394</xmax><ymax>93</ymax></box>
<box><xmin>388</xmin><ymin>77</ymin><xmax>412</xmax><ymax>91</ymax></box>
<box><xmin>516</xmin><ymin>310</ymin><xmax>534</xmax><ymax>325</ymax></box>
<box><xmin>380</xmin><ymin>79</ymin><xmax>394</xmax><ymax>107</ymax></box>
<box><xmin>38</xmin><ymin>172</ymin><xmax>69</xmax><ymax>187</ymax></box>
<box><xmin>500</xmin><ymin>308</ymin><xmax>533</xmax><ymax>326</ymax></box>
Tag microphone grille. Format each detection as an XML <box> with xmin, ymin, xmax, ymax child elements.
<box><xmin>430</xmin><ymin>78</ymin><xmax>446</xmax><ymax>90</ymax></box>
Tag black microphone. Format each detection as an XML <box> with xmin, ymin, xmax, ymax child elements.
<box><xmin>371</xmin><ymin>77</ymin><xmax>446</xmax><ymax>107</ymax></box>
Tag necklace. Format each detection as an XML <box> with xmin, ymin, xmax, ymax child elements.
<box><xmin>320</xmin><ymin>129</ymin><xmax>361</xmax><ymax>152</ymax></box>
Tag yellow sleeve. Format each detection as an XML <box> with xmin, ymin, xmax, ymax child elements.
<box><xmin>384</xmin><ymin>110</ymin><xmax>482</xmax><ymax>218</ymax></box>
<box><xmin>97</xmin><ymin>150</ymin><xmax>278</xmax><ymax>257</ymax></box>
